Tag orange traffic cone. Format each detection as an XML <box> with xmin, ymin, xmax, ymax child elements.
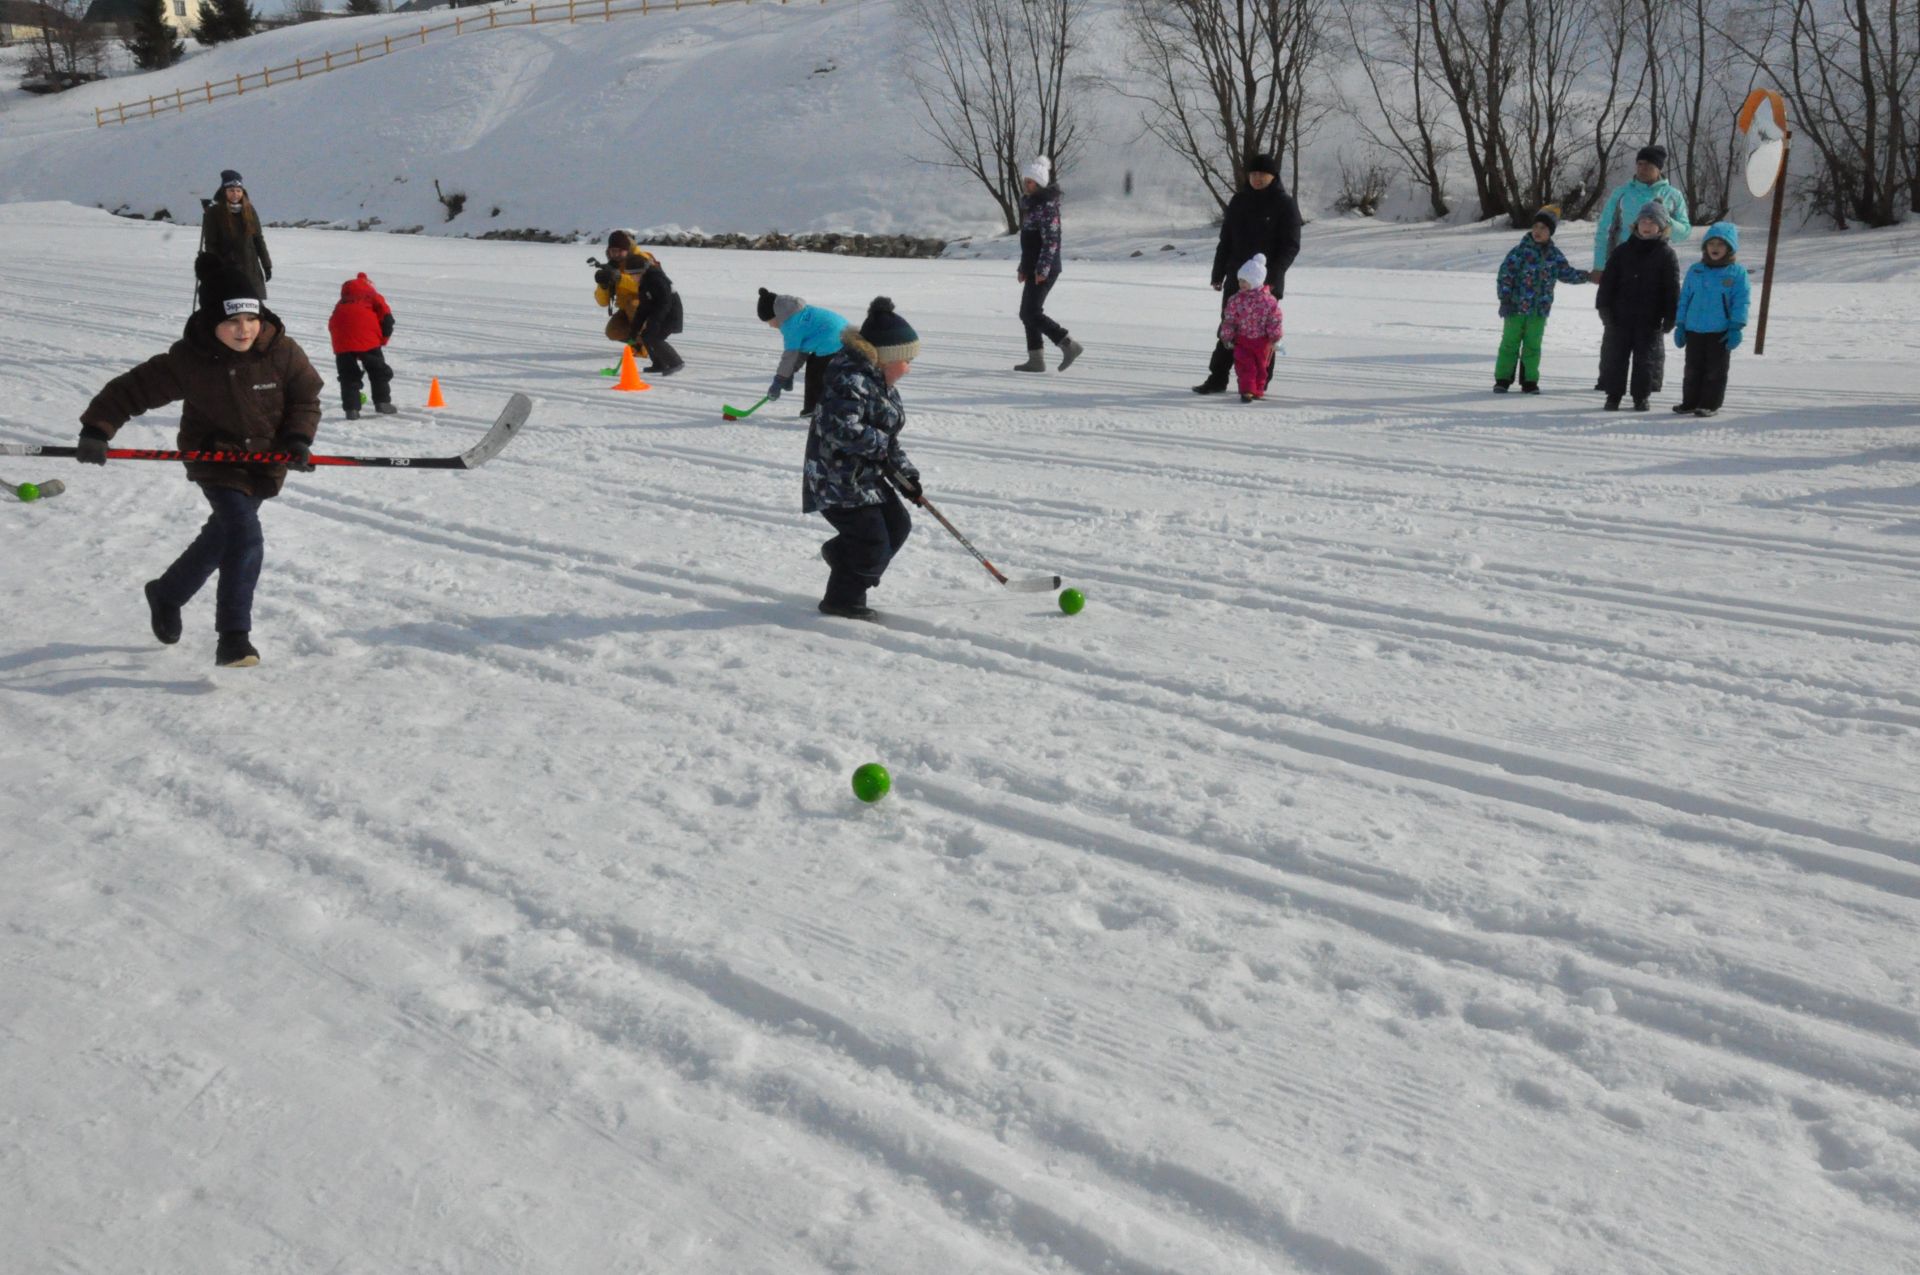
<box><xmin>425</xmin><ymin>378</ymin><xmax>447</xmax><ymax>409</ymax></box>
<box><xmin>613</xmin><ymin>345</ymin><xmax>649</xmax><ymax>393</ymax></box>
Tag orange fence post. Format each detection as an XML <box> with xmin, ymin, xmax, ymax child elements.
<box><xmin>117</xmin><ymin>102</ymin><xmax>126</xmax><ymax>123</ymax></box>
<box><xmin>419</xmin><ymin>24</ymin><xmax>426</xmax><ymax>43</ymax></box>
<box><xmin>95</xmin><ymin>106</ymin><xmax>103</xmax><ymax>127</ymax></box>
<box><xmin>489</xmin><ymin>6</ymin><xmax>496</xmax><ymax>24</ymax></box>
<box><xmin>175</xmin><ymin>87</ymin><xmax>184</xmax><ymax>111</ymax></box>
<box><xmin>384</xmin><ymin>34</ymin><xmax>392</xmax><ymax>52</ymax></box>
<box><xmin>205</xmin><ymin>81</ymin><xmax>213</xmax><ymax>103</ymax></box>
<box><xmin>568</xmin><ymin>0</ymin><xmax>576</xmax><ymax>21</ymax></box>
<box><xmin>325</xmin><ymin>51</ymin><xmax>333</xmax><ymax>70</ymax></box>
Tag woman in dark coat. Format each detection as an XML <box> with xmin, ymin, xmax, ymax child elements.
<box><xmin>1012</xmin><ymin>156</ymin><xmax>1084</xmax><ymax>373</ymax></box>
<box><xmin>1194</xmin><ymin>153</ymin><xmax>1302</xmax><ymax>395</ymax></box>
<box><xmin>76</xmin><ymin>255</ymin><xmax>322</xmax><ymax>668</ymax></box>
<box><xmin>199</xmin><ymin>169</ymin><xmax>272</xmax><ymax>301</ymax></box>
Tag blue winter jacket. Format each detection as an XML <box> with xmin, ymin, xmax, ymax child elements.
<box><xmin>802</xmin><ymin>330</ymin><xmax>919</xmax><ymax>514</ymax></box>
<box><xmin>773</xmin><ymin>302</ymin><xmax>850</xmax><ymax>379</ymax></box>
<box><xmin>1593</xmin><ymin>178</ymin><xmax>1693</xmax><ymax>270</ymax></box>
<box><xmin>1675</xmin><ymin>222</ymin><xmax>1751</xmax><ymax>335</ymax></box>
<box><xmin>1496</xmin><ymin>235</ymin><xmax>1590</xmax><ymax>317</ymax></box>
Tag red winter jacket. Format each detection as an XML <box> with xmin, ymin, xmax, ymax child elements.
<box><xmin>328</xmin><ymin>273</ymin><xmax>393</xmax><ymax>354</ymax></box>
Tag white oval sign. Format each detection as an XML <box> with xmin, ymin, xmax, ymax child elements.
<box><xmin>1746</xmin><ymin>139</ymin><xmax>1785</xmax><ymax>198</ymax></box>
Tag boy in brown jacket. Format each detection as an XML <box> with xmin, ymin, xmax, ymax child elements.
<box><xmin>77</xmin><ymin>255</ymin><xmax>323</xmax><ymax>668</ymax></box>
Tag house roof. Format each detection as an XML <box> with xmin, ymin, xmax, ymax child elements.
<box><xmin>82</xmin><ymin>0</ymin><xmax>146</xmax><ymax>22</ymax></box>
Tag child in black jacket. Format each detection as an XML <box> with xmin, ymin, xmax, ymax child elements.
<box><xmin>1595</xmin><ymin>203</ymin><xmax>1680</xmax><ymax>411</ymax></box>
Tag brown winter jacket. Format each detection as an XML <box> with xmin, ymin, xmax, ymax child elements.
<box><xmin>80</xmin><ymin>310</ymin><xmax>323</xmax><ymax>499</ymax></box>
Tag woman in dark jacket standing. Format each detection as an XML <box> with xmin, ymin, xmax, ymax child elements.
<box><xmin>76</xmin><ymin>255</ymin><xmax>322</xmax><ymax>668</ymax></box>
<box><xmin>199</xmin><ymin>169</ymin><xmax>272</xmax><ymax>300</ymax></box>
<box><xmin>1194</xmin><ymin>153</ymin><xmax>1302</xmax><ymax>395</ymax></box>
<box><xmin>1013</xmin><ymin>157</ymin><xmax>1084</xmax><ymax>373</ymax></box>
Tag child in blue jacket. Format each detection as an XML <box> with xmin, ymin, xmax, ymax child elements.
<box><xmin>758</xmin><ymin>288</ymin><xmax>849</xmax><ymax>418</ymax></box>
<box><xmin>1672</xmin><ymin>222</ymin><xmax>1751</xmax><ymax>418</ymax></box>
<box><xmin>1493</xmin><ymin>207</ymin><xmax>1591</xmax><ymax>393</ymax></box>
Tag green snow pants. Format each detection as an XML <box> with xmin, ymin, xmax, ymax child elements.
<box><xmin>1495</xmin><ymin>313</ymin><xmax>1548</xmax><ymax>384</ymax></box>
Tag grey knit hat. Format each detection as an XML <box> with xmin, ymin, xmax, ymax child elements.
<box><xmin>1636</xmin><ymin>200</ymin><xmax>1672</xmax><ymax>231</ymax></box>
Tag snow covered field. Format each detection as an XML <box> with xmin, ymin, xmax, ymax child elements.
<box><xmin>4</xmin><ymin>200</ymin><xmax>1920</xmax><ymax>1273</ymax></box>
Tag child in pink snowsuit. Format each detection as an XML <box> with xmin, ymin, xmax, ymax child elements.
<box><xmin>1218</xmin><ymin>254</ymin><xmax>1283</xmax><ymax>401</ymax></box>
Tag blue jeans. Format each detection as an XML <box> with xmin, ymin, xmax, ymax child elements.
<box><xmin>154</xmin><ymin>485</ymin><xmax>265</xmax><ymax>634</ymax></box>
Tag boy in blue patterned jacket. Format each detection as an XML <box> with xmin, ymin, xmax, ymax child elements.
<box><xmin>804</xmin><ymin>298</ymin><xmax>925</xmax><ymax>621</ymax></box>
<box><xmin>1671</xmin><ymin>222</ymin><xmax>1751</xmax><ymax>418</ymax></box>
<box><xmin>1493</xmin><ymin>208</ymin><xmax>1591</xmax><ymax>393</ymax></box>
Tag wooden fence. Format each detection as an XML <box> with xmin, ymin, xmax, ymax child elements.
<box><xmin>94</xmin><ymin>0</ymin><xmax>821</xmax><ymax>127</ymax></box>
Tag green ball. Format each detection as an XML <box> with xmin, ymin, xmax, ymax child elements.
<box><xmin>1058</xmin><ymin>587</ymin><xmax>1086</xmax><ymax>615</ymax></box>
<box><xmin>16</xmin><ymin>482</ymin><xmax>40</xmax><ymax>503</ymax></box>
<box><xmin>851</xmin><ymin>762</ymin><xmax>891</xmax><ymax>804</ymax></box>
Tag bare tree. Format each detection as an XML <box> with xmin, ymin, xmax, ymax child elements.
<box><xmin>25</xmin><ymin>0</ymin><xmax>106</xmax><ymax>89</ymax></box>
<box><xmin>1337</xmin><ymin>0</ymin><xmax>1458</xmax><ymax>217</ymax></box>
<box><xmin>903</xmin><ymin>0</ymin><xmax>1088</xmax><ymax>233</ymax></box>
<box><xmin>1122</xmin><ymin>0</ymin><xmax>1331</xmax><ymax>212</ymax></box>
<box><xmin>1423</xmin><ymin>0</ymin><xmax>1621</xmax><ymax>226</ymax></box>
<box><xmin>1739</xmin><ymin>0</ymin><xmax>1918</xmax><ymax>226</ymax></box>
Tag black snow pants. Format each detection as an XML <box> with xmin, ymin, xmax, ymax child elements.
<box><xmin>1599</xmin><ymin>316</ymin><xmax>1663</xmax><ymax>401</ymax></box>
<box><xmin>1679</xmin><ymin>331</ymin><xmax>1731</xmax><ymax>412</ymax></box>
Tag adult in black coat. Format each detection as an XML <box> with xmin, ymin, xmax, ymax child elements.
<box><xmin>1194</xmin><ymin>153</ymin><xmax>1302</xmax><ymax>394</ymax></box>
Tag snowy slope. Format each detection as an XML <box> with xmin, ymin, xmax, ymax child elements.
<box><xmin>0</xmin><ymin>0</ymin><xmax>1215</xmax><ymax>240</ymax></box>
<box><xmin>3</xmin><ymin>200</ymin><xmax>1920</xmax><ymax>1274</ymax></box>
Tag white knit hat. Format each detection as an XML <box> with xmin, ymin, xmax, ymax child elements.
<box><xmin>1021</xmin><ymin>156</ymin><xmax>1052</xmax><ymax>186</ymax></box>
<box><xmin>1237</xmin><ymin>253</ymin><xmax>1268</xmax><ymax>287</ymax></box>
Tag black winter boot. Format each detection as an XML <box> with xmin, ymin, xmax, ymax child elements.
<box><xmin>1192</xmin><ymin>379</ymin><xmax>1228</xmax><ymax>395</ymax></box>
<box><xmin>817</xmin><ymin>599</ymin><xmax>877</xmax><ymax>621</ymax></box>
<box><xmin>215</xmin><ymin>631</ymin><xmax>259</xmax><ymax>668</ymax></box>
<box><xmin>1632</xmin><ymin>397</ymin><xmax>1650</xmax><ymax>411</ymax></box>
<box><xmin>1520</xmin><ymin>382</ymin><xmax>1540</xmax><ymax>394</ymax></box>
<box><xmin>1493</xmin><ymin>380</ymin><xmax>1512</xmax><ymax>393</ymax></box>
<box><xmin>1603</xmin><ymin>396</ymin><xmax>1623</xmax><ymax>411</ymax></box>
<box><xmin>144</xmin><ymin>580</ymin><xmax>181</xmax><ymax>645</ymax></box>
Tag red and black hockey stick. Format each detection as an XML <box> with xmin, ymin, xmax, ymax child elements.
<box><xmin>1</xmin><ymin>393</ymin><xmax>531</xmax><ymax>472</ymax></box>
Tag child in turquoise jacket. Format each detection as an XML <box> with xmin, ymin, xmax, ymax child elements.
<box><xmin>758</xmin><ymin>288</ymin><xmax>850</xmax><ymax>418</ymax></box>
<box><xmin>1671</xmin><ymin>222</ymin><xmax>1751</xmax><ymax>418</ymax></box>
<box><xmin>1493</xmin><ymin>207</ymin><xmax>1591</xmax><ymax>393</ymax></box>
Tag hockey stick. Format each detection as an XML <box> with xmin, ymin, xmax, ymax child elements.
<box><xmin>887</xmin><ymin>475</ymin><xmax>1060</xmax><ymax>592</ymax></box>
<box><xmin>722</xmin><ymin>395</ymin><xmax>770</xmax><ymax>421</ymax></box>
<box><xmin>3</xmin><ymin>478</ymin><xmax>66</xmax><ymax>502</ymax></box>
<box><xmin>2</xmin><ymin>394</ymin><xmax>531</xmax><ymax>471</ymax></box>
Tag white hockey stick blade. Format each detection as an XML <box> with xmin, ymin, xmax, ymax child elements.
<box><xmin>455</xmin><ymin>393</ymin><xmax>533</xmax><ymax>469</ymax></box>
<box><xmin>1004</xmin><ymin>574</ymin><xmax>1064</xmax><ymax>593</ymax></box>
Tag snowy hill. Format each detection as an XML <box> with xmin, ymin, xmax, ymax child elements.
<box><xmin>0</xmin><ymin>0</ymin><xmax>1218</xmax><ymax>241</ymax></box>
<box><xmin>3</xmin><ymin>198</ymin><xmax>1920</xmax><ymax>1274</ymax></box>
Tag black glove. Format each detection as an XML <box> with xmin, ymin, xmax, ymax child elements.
<box><xmin>594</xmin><ymin>266</ymin><xmax>617</xmax><ymax>290</ymax></box>
<box><xmin>257</xmin><ymin>245</ymin><xmax>272</xmax><ymax>282</ymax></box>
<box><xmin>76</xmin><ymin>426</ymin><xmax>109</xmax><ymax>466</ymax></box>
<box><xmin>890</xmin><ymin>469</ymin><xmax>924</xmax><ymax>505</ymax></box>
<box><xmin>1660</xmin><ymin>317</ymin><xmax>1674</xmax><ymax>334</ymax></box>
<box><xmin>276</xmin><ymin>435</ymin><xmax>314</xmax><ymax>472</ymax></box>
<box><xmin>379</xmin><ymin>313</ymin><xmax>395</xmax><ymax>341</ymax></box>
<box><xmin>766</xmin><ymin>375</ymin><xmax>790</xmax><ymax>402</ymax></box>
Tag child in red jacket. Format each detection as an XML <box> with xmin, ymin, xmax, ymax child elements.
<box><xmin>327</xmin><ymin>273</ymin><xmax>396</xmax><ymax>419</ymax></box>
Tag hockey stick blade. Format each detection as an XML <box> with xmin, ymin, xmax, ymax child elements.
<box><xmin>1003</xmin><ymin>574</ymin><xmax>1063</xmax><ymax>593</ymax></box>
<box><xmin>0</xmin><ymin>394</ymin><xmax>530</xmax><ymax>471</ymax></box>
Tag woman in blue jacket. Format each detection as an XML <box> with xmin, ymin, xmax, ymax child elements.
<box><xmin>1672</xmin><ymin>222</ymin><xmax>1751</xmax><ymax>418</ymax></box>
<box><xmin>759</xmin><ymin>288</ymin><xmax>850</xmax><ymax>419</ymax></box>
